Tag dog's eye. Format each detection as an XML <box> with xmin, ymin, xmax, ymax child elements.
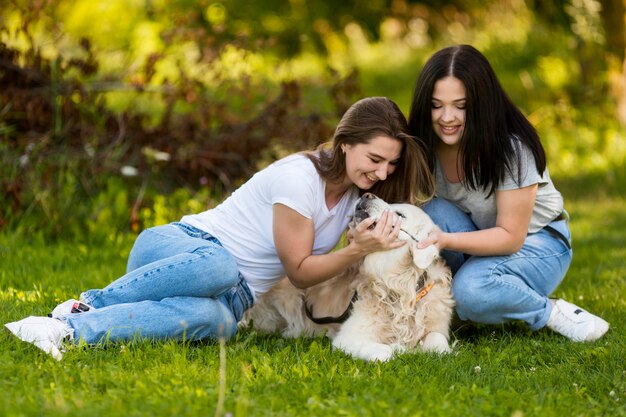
<box><xmin>394</xmin><ymin>211</ymin><xmax>406</xmax><ymax>219</ymax></box>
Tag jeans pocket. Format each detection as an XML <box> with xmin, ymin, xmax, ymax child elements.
<box><xmin>172</xmin><ymin>222</ymin><xmax>206</xmax><ymax>239</ymax></box>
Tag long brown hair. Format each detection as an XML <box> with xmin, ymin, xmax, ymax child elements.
<box><xmin>304</xmin><ymin>97</ymin><xmax>434</xmax><ymax>205</ymax></box>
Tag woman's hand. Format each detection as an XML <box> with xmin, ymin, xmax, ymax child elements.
<box><xmin>348</xmin><ymin>209</ymin><xmax>405</xmax><ymax>255</ymax></box>
<box><xmin>417</xmin><ymin>228</ymin><xmax>446</xmax><ymax>251</ymax></box>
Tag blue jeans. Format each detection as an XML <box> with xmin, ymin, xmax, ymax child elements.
<box><xmin>61</xmin><ymin>223</ymin><xmax>254</xmax><ymax>344</ymax></box>
<box><xmin>422</xmin><ymin>198</ymin><xmax>573</xmax><ymax>330</ymax></box>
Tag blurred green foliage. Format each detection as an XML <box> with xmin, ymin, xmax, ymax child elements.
<box><xmin>1</xmin><ymin>0</ymin><xmax>625</xmax><ymax>241</ymax></box>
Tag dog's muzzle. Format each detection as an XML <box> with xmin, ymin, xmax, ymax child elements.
<box><xmin>353</xmin><ymin>208</ymin><xmax>370</xmax><ymax>224</ymax></box>
<box><xmin>353</xmin><ymin>193</ymin><xmax>378</xmax><ymax>225</ymax></box>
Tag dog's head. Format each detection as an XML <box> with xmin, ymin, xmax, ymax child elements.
<box><xmin>351</xmin><ymin>193</ymin><xmax>440</xmax><ymax>274</ymax></box>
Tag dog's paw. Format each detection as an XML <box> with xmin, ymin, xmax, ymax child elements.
<box><xmin>358</xmin><ymin>343</ymin><xmax>394</xmax><ymax>362</ymax></box>
<box><xmin>334</xmin><ymin>340</ymin><xmax>394</xmax><ymax>362</ymax></box>
<box><xmin>420</xmin><ymin>332</ymin><xmax>451</xmax><ymax>354</ymax></box>
<box><xmin>389</xmin><ymin>342</ymin><xmax>407</xmax><ymax>354</ymax></box>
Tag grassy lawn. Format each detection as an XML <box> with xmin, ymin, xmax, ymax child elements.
<box><xmin>1</xmin><ymin>171</ymin><xmax>624</xmax><ymax>417</ymax></box>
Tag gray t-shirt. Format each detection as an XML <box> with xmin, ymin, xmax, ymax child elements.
<box><xmin>435</xmin><ymin>140</ymin><xmax>563</xmax><ymax>233</ymax></box>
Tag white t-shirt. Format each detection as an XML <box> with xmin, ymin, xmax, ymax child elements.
<box><xmin>435</xmin><ymin>139</ymin><xmax>563</xmax><ymax>233</ymax></box>
<box><xmin>180</xmin><ymin>154</ymin><xmax>359</xmax><ymax>298</ymax></box>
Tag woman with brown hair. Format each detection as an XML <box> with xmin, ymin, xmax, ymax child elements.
<box><xmin>7</xmin><ymin>96</ymin><xmax>434</xmax><ymax>360</ymax></box>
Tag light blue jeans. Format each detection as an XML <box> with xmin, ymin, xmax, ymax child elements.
<box><xmin>60</xmin><ymin>223</ymin><xmax>254</xmax><ymax>344</ymax></box>
<box><xmin>422</xmin><ymin>198</ymin><xmax>573</xmax><ymax>330</ymax></box>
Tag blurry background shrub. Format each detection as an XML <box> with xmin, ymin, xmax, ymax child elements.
<box><xmin>1</xmin><ymin>0</ymin><xmax>624</xmax><ymax>241</ymax></box>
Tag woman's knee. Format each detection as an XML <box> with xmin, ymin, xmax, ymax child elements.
<box><xmin>127</xmin><ymin>225</ymin><xmax>175</xmax><ymax>272</ymax></box>
<box><xmin>422</xmin><ymin>198</ymin><xmax>476</xmax><ymax>233</ymax></box>
<box><xmin>127</xmin><ymin>229</ymin><xmax>153</xmax><ymax>272</ymax></box>
<box><xmin>422</xmin><ymin>197</ymin><xmax>454</xmax><ymax>220</ymax></box>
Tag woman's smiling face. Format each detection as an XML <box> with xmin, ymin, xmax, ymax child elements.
<box><xmin>431</xmin><ymin>75</ymin><xmax>466</xmax><ymax>148</ymax></box>
<box><xmin>342</xmin><ymin>135</ymin><xmax>402</xmax><ymax>190</ymax></box>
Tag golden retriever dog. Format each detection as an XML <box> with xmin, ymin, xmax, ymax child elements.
<box><xmin>241</xmin><ymin>193</ymin><xmax>455</xmax><ymax>362</ymax></box>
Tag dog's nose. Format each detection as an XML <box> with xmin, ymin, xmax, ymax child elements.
<box><xmin>362</xmin><ymin>193</ymin><xmax>375</xmax><ymax>199</ymax></box>
<box><xmin>354</xmin><ymin>209</ymin><xmax>369</xmax><ymax>223</ymax></box>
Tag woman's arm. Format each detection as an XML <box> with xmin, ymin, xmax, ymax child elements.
<box><xmin>273</xmin><ymin>203</ymin><xmax>404</xmax><ymax>288</ymax></box>
<box><xmin>421</xmin><ymin>184</ymin><xmax>537</xmax><ymax>256</ymax></box>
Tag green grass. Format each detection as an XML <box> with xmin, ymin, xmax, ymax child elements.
<box><xmin>1</xmin><ymin>172</ymin><xmax>625</xmax><ymax>417</ymax></box>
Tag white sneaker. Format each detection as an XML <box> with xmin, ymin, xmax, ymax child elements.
<box><xmin>547</xmin><ymin>299</ymin><xmax>609</xmax><ymax>342</ymax></box>
<box><xmin>5</xmin><ymin>316</ymin><xmax>74</xmax><ymax>361</ymax></box>
<box><xmin>49</xmin><ymin>299</ymin><xmax>95</xmax><ymax>318</ymax></box>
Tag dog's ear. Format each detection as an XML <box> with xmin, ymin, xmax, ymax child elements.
<box><xmin>409</xmin><ymin>243</ymin><xmax>439</xmax><ymax>269</ymax></box>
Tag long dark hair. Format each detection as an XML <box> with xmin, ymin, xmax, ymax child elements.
<box><xmin>305</xmin><ymin>97</ymin><xmax>434</xmax><ymax>205</ymax></box>
<box><xmin>407</xmin><ymin>44</ymin><xmax>546</xmax><ymax>196</ymax></box>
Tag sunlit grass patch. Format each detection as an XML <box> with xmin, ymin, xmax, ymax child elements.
<box><xmin>1</xmin><ymin>172</ymin><xmax>625</xmax><ymax>417</ymax></box>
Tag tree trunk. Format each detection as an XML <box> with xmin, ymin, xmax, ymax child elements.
<box><xmin>600</xmin><ymin>0</ymin><xmax>626</xmax><ymax>125</ymax></box>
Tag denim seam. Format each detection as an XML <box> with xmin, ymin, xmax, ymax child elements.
<box><xmin>100</xmin><ymin>250</ymin><xmax>233</xmax><ymax>298</ymax></box>
<box><xmin>236</xmin><ymin>279</ymin><xmax>255</xmax><ymax>308</ymax></box>
<box><xmin>485</xmin><ymin>246</ymin><xmax>572</xmax><ymax>287</ymax></box>
<box><xmin>173</xmin><ymin>222</ymin><xmax>220</xmax><ymax>244</ymax></box>
<box><xmin>490</xmin><ymin>242</ymin><xmax>572</xmax><ymax>265</ymax></box>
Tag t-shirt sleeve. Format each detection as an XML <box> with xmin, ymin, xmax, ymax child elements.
<box><xmin>268</xmin><ymin>167</ymin><xmax>317</xmax><ymax>219</ymax></box>
<box><xmin>498</xmin><ymin>140</ymin><xmax>546</xmax><ymax>191</ymax></box>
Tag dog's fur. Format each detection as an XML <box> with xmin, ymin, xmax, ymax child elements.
<box><xmin>241</xmin><ymin>194</ymin><xmax>455</xmax><ymax>362</ymax></box>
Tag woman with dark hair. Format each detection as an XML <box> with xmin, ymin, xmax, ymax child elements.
<box><xmin>408</xmin><ymin>45</ymin><xmax>608</xmax><ymax>342</ymax></box>
<box><xmin>7</xmin><ymin>97</ymin><xmax>435</xmax><ymax>360</ymax></box>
